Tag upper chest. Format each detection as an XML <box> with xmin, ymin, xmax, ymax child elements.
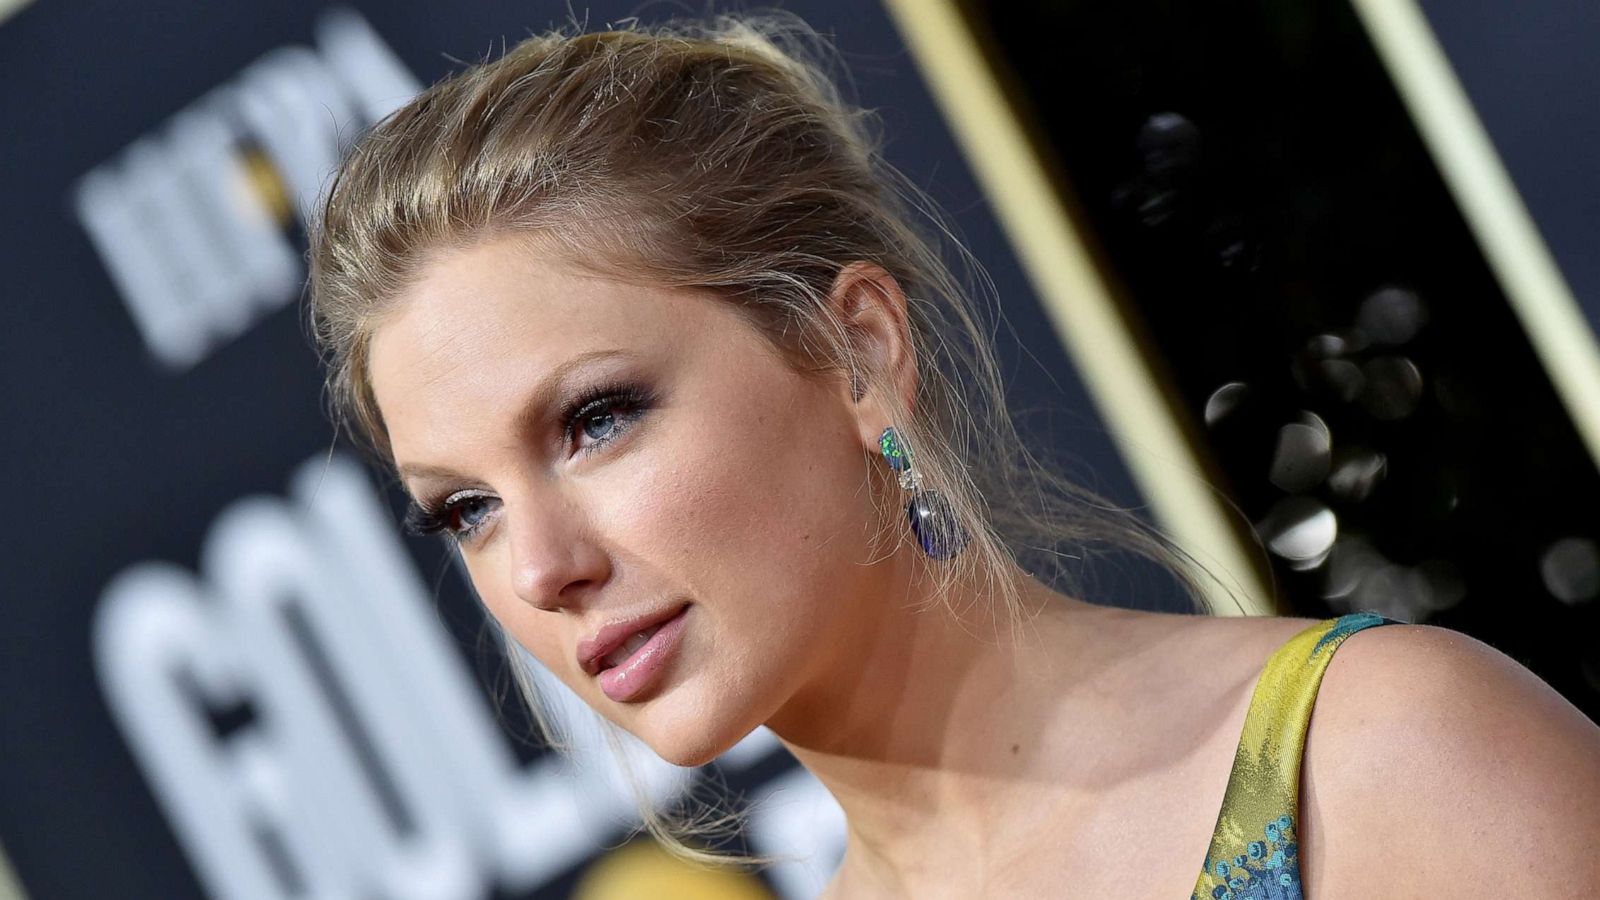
<box><xmin>828</xmin><ymin>615</ymin><xmax>1371</xmax><ymax>899</ymax></box>
<box><xmin>1012</xmin><ymin>715</ymin><xmax>1249</xmax><ymax>897</ymax></box>
<box><xmin>990</xmin><ymin>616</ymin><xmax>1330</xmax><ymax>898</ymax></box>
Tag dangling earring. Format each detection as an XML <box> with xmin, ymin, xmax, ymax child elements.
<box><xmin>878</xmin><ymin>426</ymin><xmax>969</xmax><ymax>560</ymax></box>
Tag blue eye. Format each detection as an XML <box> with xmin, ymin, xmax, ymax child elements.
<box><xmin>451</xmin><ymin>495</ymin><xmax>496</xmax><ymax>531</ymax></box>
<box><xmin>402</xmin><ymin>491</ymin><xmax>499</xmax><ymax>542</ymax></box>
<box><xmin>581</xmin><ymin>409</ymin><xmax>618</xmax><ymax>442</ymax></box>
<box><xmin>563</xmin><ymin>382</ymin><xmax>654</xmax><ymax>455</ymax></box>
<box><xmin>401</xmin><ymin>381</ymin><xmax>655</xmax><ymax>545</ymax></box>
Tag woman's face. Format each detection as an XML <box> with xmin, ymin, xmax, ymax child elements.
<box><xmin>368</xmin><ymin>234</ymin><xmax>901</xmax><ymax>766</ymax></box>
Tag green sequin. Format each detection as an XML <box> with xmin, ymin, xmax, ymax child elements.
<box><xmin>879</xmin><ymin>427</ymin><xmax>909</xmax><ymax>471</ymax></box>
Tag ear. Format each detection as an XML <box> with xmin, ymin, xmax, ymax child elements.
<box><xmin>826</xmin><ymin>261</ymin><xmax>918</xmax><ymax>450</ymax></box>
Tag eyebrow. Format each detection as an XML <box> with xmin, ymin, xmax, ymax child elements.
<box><xmin>395</xmin><ymin>347</ymin><xmax>639</xmax><ymax>484</ymax></box>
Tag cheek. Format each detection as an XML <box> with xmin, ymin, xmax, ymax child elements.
<box><xmin>621</xmin><ymin>397</ymin><xmax>881</xmax><ymax>620</ymax></box>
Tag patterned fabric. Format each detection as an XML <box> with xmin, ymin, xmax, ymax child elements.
<box><xmin>1191</xmin><ymin>613</ymin><xmax>1396</xmax><ymax>900</ymax></box>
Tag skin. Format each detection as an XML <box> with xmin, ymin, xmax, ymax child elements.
<box><xmin>369</xmin><ymin>231</ymin><xmax>1600</xmax><ymax>898</ymax></box>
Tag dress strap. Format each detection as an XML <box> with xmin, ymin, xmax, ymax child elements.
<box><xmin>1190</xmin><ymin>612</ymin><xmax>1396</xmax><ymax>900</ymax></box>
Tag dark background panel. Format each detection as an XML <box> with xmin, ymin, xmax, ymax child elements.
<box><xmin>1423</xmin><ymin>0</ymin><xmax>1599</xmax><ymax>325</ymax></box>
<box><xmin>963</xmin><ymin>0</ymin><xmax>1600</xmax><ymax>725</ymax></box>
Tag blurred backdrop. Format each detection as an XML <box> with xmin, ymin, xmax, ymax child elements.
<box><xmin>0</xmin><ymin>0</ymin><xmax>1595</xmax><ymax>898</ymax></box>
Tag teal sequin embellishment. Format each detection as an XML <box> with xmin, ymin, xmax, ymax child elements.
<box><xmin>1311</xmin><ymin>611</ymin><xmax>1393</xmax><ymax>660</ymax></box>
<box><xmin>1195</xmin><ymin>814</ymin><xmax>1303</xmax><ymax>900</ymax></box>
<box><xmin>879</xmin><ymin>427</ymin><xmax>909</xmax><ymax>472</ymax></box>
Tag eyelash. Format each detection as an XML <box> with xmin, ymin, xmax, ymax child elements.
<box><xmin>561</xmin><ymin>380</ymin><xmax>654</xmax><ymax>456</ymax></box>
<box><xmin>402</xmin><ymin>380</ymin><xmax>655</xmax><ymax>541</ymax></box>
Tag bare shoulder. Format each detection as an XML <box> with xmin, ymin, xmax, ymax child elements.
<box><xmin>1298</xmin><ymin>621</ymin><xmax>1600</xmax><ymax>897</ymax></box>
<box><xmin>1104</xmin><ymin>606</ymin><xmax>1323</xmax><ymax>657</ymax></box>
<box><xmin>1098</xmin><ymin>609</ymin><xmax>1328</xmax><ymax>712</ymax></box>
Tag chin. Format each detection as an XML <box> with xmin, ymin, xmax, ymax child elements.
<box><xmin>629</xmin><ymin>720</ymin><xmax>734</xmax><ymax>768</ymax></box>
<box><xmin>623</xmin><ymin>686</ymin><xmax>760</xmax><ymax>768</ymax></box>
<box><xmin>652</xmin><ymin>738</ymin><xmax>728</xmax><ymax>769</ymax></box>
<box><xmin>639</xmin><ymin>713</ymin><xmax>750</xmax><ymax>769</ymax></box>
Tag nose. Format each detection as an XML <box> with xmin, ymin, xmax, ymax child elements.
<box><xmin>505</xmin><ymin>495</ymin><xmax>610</xmax><ymax>612</ymax></box>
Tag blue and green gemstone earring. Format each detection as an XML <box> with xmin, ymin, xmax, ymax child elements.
<box><xmin>879</xmin><ymin>426</ymin><xmax>969</xmax><ymax>561</ymax></box>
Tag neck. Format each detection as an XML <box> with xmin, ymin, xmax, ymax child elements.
<box><xmin>765</xmin><ymin>556</ymin><xmax>1129</xmax><ymax>892</ymax></box>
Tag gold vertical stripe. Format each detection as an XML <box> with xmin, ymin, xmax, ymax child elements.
<box><xmin>882</xmin><ymin>0</ymin><xmax>1273</xmax><ymax>615</ymax></box>
<box><xmin>0</xmin><ymin>0</ymin><xmax>32</xmax><ymax>28</ymax></box>
<box><xmin>1352</xmin><ymin>0</ymin><xmax>1600</xmax><ymax>471</ymax></box>
<box><xmin>0</xmin><ymin>843</ymin><xmax>27</xmax><ymax>900</ymax></box>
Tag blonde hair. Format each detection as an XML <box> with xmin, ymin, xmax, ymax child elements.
<box><xmin>309</xmin><ymin>10</ymin><xmax>1237</xmax><ymax>868</ymax></box>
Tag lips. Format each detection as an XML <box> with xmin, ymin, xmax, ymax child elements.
<box><xmin>577</xmin><ymin>601</ymin><xmax>690</xmax><ymax>677</ymax></box>
<box><xmin>600</xmin><ymin>630</ymin><xmax>656</xmax><ymax>669</ymax></box>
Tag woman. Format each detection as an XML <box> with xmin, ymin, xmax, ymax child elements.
<box><xmin>308</xmin><ymin>14</ymin><xmax>1600</xmax><ymax>898</ymax></box>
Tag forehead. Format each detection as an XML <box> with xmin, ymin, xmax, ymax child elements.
<box><xmin>376</xmin><ymin>235</ymin><xmax>700</xmax><ymax>360</ymax></box>
<box><xmin>366</xmin><ymin>233</ymin><xmax>770</xmax><ymax>454</ymax></box>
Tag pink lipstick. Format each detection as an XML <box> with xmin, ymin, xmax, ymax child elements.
<box><xmin>577</xmin><ymin>603</ymin><xmax>691</xmax><ymax>702</ymax></box>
